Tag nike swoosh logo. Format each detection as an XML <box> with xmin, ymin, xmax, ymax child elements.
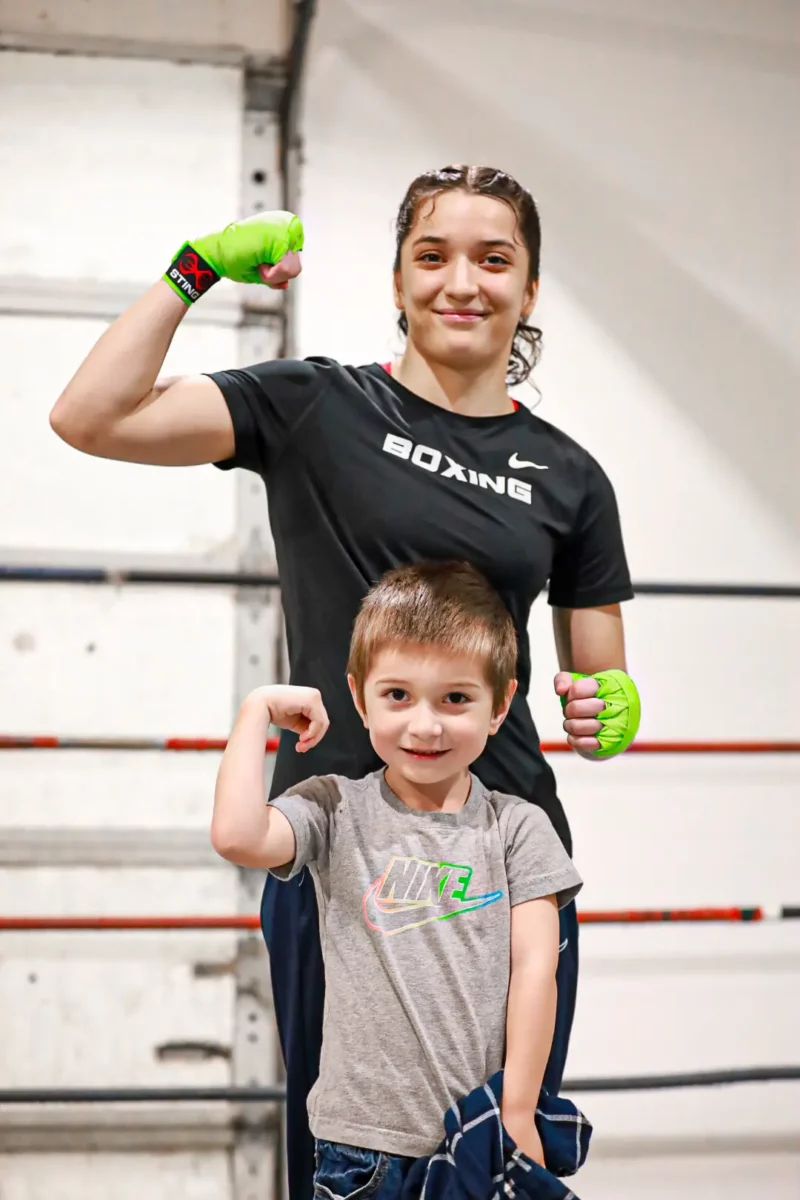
<box><xmin>509</xmin><ymin>453</ymin><xmax>548</xmax><ymax>470</ymax></box>
<box><xmin>362</xmin><ymin>877</ymin><xmax>503</xmax><ymax>937</ymax></box>
<box><xmin>559</xmin><ymin>936</ymin><xmax>569</xmax><ymax>953</ymax></box>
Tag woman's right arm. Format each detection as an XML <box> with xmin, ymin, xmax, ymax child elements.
<box><xmin>49</xmin><ymin>211</ymin><xmax>304</xmax><ymax>466</ymax></box>
<box><xmin>49</xmin><ymin>279</ymin><xmax>235</xmax><ymax>466</ymax></box>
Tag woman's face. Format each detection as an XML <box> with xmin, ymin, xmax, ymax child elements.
<box><xmin>394</xmin><ymin>190</ymin><xmax>537</xmax><ymax>376</ymax></box>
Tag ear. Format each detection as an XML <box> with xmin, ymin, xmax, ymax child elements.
<box><xmin>347</xmin><ymin>674</ymin><xmax>369</xmax><ymax>728</ymax></box>
<box><xmin>520</xmin><ymin>279</ymin><xmax>538</xmax><ymax>323</ymax></box>
<box><xmin>393</xmin><ymin>269</ymin><xmax>405</xmax><ymax>313</ymax></box>
<box><xmin>488</xmin><ymin>679</ymin><xmax>518</xmax><ymax>735</ymax></box>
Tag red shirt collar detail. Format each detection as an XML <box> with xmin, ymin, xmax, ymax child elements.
<box><xmin>380</xmin><ymin>362</ymin><xmax>519</xmax><ymax>412</ymax></box>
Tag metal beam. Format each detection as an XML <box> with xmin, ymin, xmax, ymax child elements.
<box><xmin>580</xmin><ymin>1133</ymin><xmax>800</xmax><ymax>1161</ymax></box>
<box><xmin>0</xmin><ymin>276</ymin><xmax>283</xmax><ymax>326</ymax></box>
<box><xmin>280</xmin><ymin>1</ymin><xmax>317</xmax><ymax>369</ymax></box>
<box><xmin>0</xmin><ymin>31</ymin><xmax>264</xmax><ymax>67</ymax></box>
<box><xmin>230</xmin><ymin>70</ymin><xmax>288</xmax><ymax>1200</ymax></box>
<box><xmin>0</xmin><ymin>1104</ymin><xmax>272</xmax><ymax>1153</ymax></box>
<box><xmin>0</xmin><ymin>548</ymin><xmax>246</xmax><ymax>573</ymax></box>
<box><xmin>280</xmin><ymin>1</ymin><xmax>317</xmax><ymax>184</ymax></box>
<box><xmin>0</xmin><ymin>828</ymin><xmax>223</xmax><ymax>868</ymax></box>
<box><xmin>0</xmin><ymin>0</ymin><xmax>290</xmax><ymax>66</ymax></box>
<box><xmin>0</xmin><ymin>1110</ymin><xmax>794</xmax><ymax>1159</ymax></box>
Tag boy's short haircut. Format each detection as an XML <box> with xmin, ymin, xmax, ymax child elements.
<box><xmin>347</xmin><ymin>561</ymin><xmax>517</xmax><ymax>712</ymax></box>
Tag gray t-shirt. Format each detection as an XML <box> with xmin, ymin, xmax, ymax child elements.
<box><xmin>270</xmin><ymin>769</ymin><xmax>582</xmax><ymax>1157</ymax></box>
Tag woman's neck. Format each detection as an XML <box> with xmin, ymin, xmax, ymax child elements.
<box><xmin>392</xmin><ymin>344</ymin><xmax>515</xmax><ymax>417</ymax></box>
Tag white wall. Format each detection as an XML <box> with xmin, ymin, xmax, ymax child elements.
<box><xmin>0</xmin><ymin>48</ymin><xmax>270</xmax><ymax>1198</ymax></box>
<box><xmin>296</xmin><ymin>0</ymin><xmax>800</xmax><ymax>1194</ymax></box>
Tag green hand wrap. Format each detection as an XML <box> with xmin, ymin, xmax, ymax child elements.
<box><xmin>164</xmin><ymin>211</ymin><xmax>305</xmax><ymax>304</ymax></box>
<box><xmin>560</xmin><ymin>669</ymin><xmax>641</xmax><ymax>758</ymax></box>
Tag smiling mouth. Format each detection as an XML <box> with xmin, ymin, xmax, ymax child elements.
<box><xmin>434</xmin><ymin>311</ymin><xmax>486</xmax><ymax>323</ymax></box>
<box><xmin>401</xmin><ymin>748</ymin><xmax>450</xmax><ymax>760</ymax></box>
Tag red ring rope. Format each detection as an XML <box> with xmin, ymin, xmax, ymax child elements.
<box><xmin>0</xmin><ymin>736</ymin><xmax>798</xmax><ymax>753</ymax></box>
<box><xmin>2</xmin><ymin>907</ymin><xmax>797</xmax><ymax>932</ymax></box>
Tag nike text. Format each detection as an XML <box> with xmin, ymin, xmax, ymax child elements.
<box><xmin>363</xmin><ymin>855</ymin><xmax>503</xmax><ymax>936</ymax></box>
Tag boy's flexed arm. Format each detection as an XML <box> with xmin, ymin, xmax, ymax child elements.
<box><xmin>211</xmin><ymin>685</ymin><xmax>329</xmax><ymax>869</ymax></box>
<box><xmin>501</xmin><ymin>895</ymin><xmax>560</xmax><ymax>1167</ymax></box>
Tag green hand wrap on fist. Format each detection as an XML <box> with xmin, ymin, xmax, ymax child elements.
<box><xmin>561</xmin><ymin>669</ymin><xmax>641</xmax><ymax>758</ymax></box>
<box><xmin>164</xmin><ymin>211</ymin><xmax>305</xmax><ymax>305</ymax></box>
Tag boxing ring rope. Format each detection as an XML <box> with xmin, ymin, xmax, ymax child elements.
<box><xmin>1</xmin><ymin>1067</ymin><xmax>798</xmax><ymax>1106</ymax></box>
<box><xmin>2</xmin><ymin>735</ymin><xmax>799</xmax><ymax>753</ymax></box>
<box><xmin>1</xmin><ymin>907</ymin><xmax>798</xmax><ymax>932</ymax></box>
<box><xmin>0</xmin><ymin>564</ymin><xmax>798</xmax><ymax>598</ymax></box>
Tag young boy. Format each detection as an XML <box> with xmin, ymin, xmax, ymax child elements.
<box><xmin>211</xmin><ymin>561</ymin><xmax>582</xmax><ymax>1197</ymax></box>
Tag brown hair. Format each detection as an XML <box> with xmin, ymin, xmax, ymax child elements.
<box><xmin>394</xmin><ymin>164</ymin><xmax>543</xmax><ymax>386</ymax></box>
<box><xmin>347</xmin><ymin>561</ymin><xmax>517</xmax><ymax>712</ymax></box>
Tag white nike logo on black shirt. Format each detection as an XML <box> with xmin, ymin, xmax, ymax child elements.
<box><xmin>508</xmin><ymin>452</ymin><xmax>548</xmax><ymax>470</ymax></box>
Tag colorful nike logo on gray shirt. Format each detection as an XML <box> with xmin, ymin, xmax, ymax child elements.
<box><xmin>363</xmin><ymin>855</ymin><xmax>503</xmax><ymax>936</ymax></box>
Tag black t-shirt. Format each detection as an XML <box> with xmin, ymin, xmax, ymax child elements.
<box><xmin>210</xmin><ymin>358</ymin><xmax>633</xmax><ymax>854</ymax></box>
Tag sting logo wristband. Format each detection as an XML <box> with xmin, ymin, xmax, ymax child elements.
<box><xmin>164</xmin><ymin>243</ymin><xmax>220</xmax><ymax>305</ymax></box>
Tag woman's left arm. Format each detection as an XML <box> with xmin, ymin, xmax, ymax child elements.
<box><xmin>552</xmin><ymin>603</ymin><xmax>638</xmax><ymax>758</ymax></box>
<box><xmin>552</xmin><ymin>602</ymin><xmax>626</xmax><ymax>675</ymax></box>
<box><xmin>547</xmin><ymin>453</ymin><xmax>639</xmax><ymax>759</ymax></box>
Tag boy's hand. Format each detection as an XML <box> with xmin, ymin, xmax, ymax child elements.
<box><xmin>246</xmin><ymin>685</ymin><xmax>329</xmax><ymax>752</ymax></box>
<box><xmin>502</xmin><ymin>1106</ymin><xmax>544</xmax><ymax>1167</ymax></box>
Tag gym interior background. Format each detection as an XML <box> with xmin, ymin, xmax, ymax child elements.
<box><xmin>0</xmin><ymin>1</ymin><xmax>798</xmax><ymax>1197</ymax></box>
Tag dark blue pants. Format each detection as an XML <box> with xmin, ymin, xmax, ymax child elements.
<box><xmin>313</xmin><ymin>1139</ymin><xmax>414</xmax><ymax>1200</ymax></box>
<box><xmin>262</xmin><ymin>871</ymin><xmax>579</xmax><ymax>1200</ymax></box>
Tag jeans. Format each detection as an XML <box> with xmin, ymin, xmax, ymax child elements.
<box><xmin>313</xmin><ymin>1139</ymin><xmax>414</xmax><ymax>1200</ymax></box>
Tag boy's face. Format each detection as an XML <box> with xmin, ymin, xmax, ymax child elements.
<box><xmin>348</xmin><ymin>644</ymin><xmax>516</xmax><ymax>786</ymax></box>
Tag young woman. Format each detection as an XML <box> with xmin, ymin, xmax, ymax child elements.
<box><xmin>51</xmin><ymin>165</ymin><xmax>634</xmax><ymax>1200</ymax></box>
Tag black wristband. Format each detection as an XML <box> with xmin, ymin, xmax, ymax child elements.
<box><xmin>164</xmin><ymin>243</ymin><xmax>221</xmax><ymax>305</ymax></box>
